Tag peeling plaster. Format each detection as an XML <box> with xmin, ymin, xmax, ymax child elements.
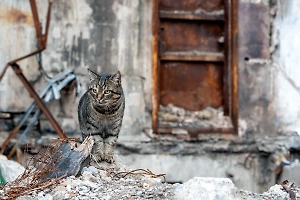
<box><xmin>272</xmin><ymin>0</ymin><xmax>300</xmax><ymax>133</ymax></box>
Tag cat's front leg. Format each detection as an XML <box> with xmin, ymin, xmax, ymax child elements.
<box><xmin>104</xmin><ymin>136</ymin><xmax>118</xmax><ymax>163</ymax></box>
<box><xmin>93</xmin><ymin>135</ymin><xmax>105</xmax><ymax>162</ymax></box>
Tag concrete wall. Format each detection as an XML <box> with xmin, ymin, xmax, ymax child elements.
<box><xmin>272</xmin><ymin>0</ymin><xmax>300</xmax><ymax>134</ymax></box>
<box><xmin>2</xmin><ymin>0</ymin><xmax>300</xmax><ymax>138</ymax></box>
<box><xmin>238</xmin><ymin>0</ymin><xmax>300</xmax><ymax>136</ymax></box>
<box><xmin>0</xmin><ymin>0</ymin><xmax>152</xmax><ymax>137</ymax></box>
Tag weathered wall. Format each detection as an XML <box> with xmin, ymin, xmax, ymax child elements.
<box><xmin>271</xmin><ymin>0</ymin><xmax>300</xmax><ymax>134</ymax></box>
<box><xmin>0</xmin><ymin>0</ymin><xmax>153</xmax><ymax>137</ymax></box>
<box><xmin>1</xmin><ymin>0</ymin><xmax>298</xmax><ymax>140</ymax></box>
<box><xmin>238</xmin><ymin>0</ymin><xmax>300</xmax><ymax>136</ymax></box>
<box><xmin>238</xmin><ymin>0</ymin><xmax>275</xmax><ymax>136</ymax></box>
<box><xmin>0</xmin><ymin>1</ymin><xmax>40</xmax><ymax>111</ymax></box>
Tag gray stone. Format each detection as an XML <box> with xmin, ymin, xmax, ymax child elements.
<box><xmin>279</xmin><ymin>159</ymin><xmax>300</xmax><ymax>186</ymax></box>
<box><xmin>81</xmin><ymin>166</ymin><xmax>99</xmax><ymax>176</ymax></box>
<box><xmin>173</xmin><ymin>177</ymin><xmax>237</xmax><ymax>200</ymax></box>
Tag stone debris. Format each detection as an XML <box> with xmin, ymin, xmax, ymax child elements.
<box><xmin>6</xmin><ymin>161</ymin><xmax>299</xmax><ymax>200</ymax></box>
<box><xmin>159</xmin><ymin>104</ymin><xmax>233</xmax><ymax>129</ymax></box>
<box><xmin>173</xmin><ymin>177</ymin><xmax>237</xmax><ymax>200</ymax></box>
<box><xmin>13</xmin><ymin>156</ymin><xmax>177</xmax><ymax>200</ymax></box>
<box><xmin>174</xmin><ymin>177</ymin><xmax>296</xmax><ymax>200</ymax></box>
<box><xmin>0</xmin><ymin>155</ymin><xmax>25</xmax><ymax>184</ymax></box>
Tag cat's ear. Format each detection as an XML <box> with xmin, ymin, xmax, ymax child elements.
<box><xmin>88</xmin><ymin>69</ymin><xmax>98</xmax><ymax>81</ymax></box>
<box><xmin>111</xmin><ymin>71</ymin><xmax>121</xmax><ymax>84</ymax></box>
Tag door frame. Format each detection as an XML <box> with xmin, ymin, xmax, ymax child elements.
<box><xmin>152</xmin><ymin>0</ymin><xmax>239</xmax><ymax>135</ymax></box>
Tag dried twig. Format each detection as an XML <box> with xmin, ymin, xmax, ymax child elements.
<box><xmin>0</xmin><ymin>139</ymin><xmax>72</xmax><ymax>199</ymax></box>
<box><xmin>113</xmin><ymin>168</ymin><xmax>166</xmax><ymax>182</ymax></box>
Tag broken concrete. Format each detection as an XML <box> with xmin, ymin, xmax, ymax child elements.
<box><xmin>159</xmin><ymin>104</ymin><xmax>233</xmax><ymax>130</ymax></box>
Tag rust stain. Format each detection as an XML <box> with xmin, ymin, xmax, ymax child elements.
<box><xmin>0</xmin><ymin>5</ymin><xmax>34</xmax><ymax>26</ymax></box>
<box><xmin>160</xmin><ymin>62</ymin><xmax>223</xmax><ymax>111</ymax></box>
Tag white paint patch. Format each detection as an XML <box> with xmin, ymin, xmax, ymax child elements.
<box><xmin>52</xmin><ymin>26</ymin><xmax>61</xmax><ymax>39</ymax></box>
<box><xmin>112</xmin><ymin>1</ymin><xmax>131</xmax><ymax>74</ymax></box>
<box><xmin>73</xmin><ymin>0</ymin><xmax>93</xmax><ymax>22</ymax></box>
<box><xmin>273</xmin><ymin>0</ymin><xmax>300</xmax><ymax>132</ymax></box>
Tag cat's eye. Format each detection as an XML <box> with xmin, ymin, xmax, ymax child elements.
<box><xmin>104</xmin><ymin>90</ymin><xmax>111</xmax><ymax>94</ymax></box>
<box><xmin>92</xmin><ymin>88</ymin><xmax>97</xmax><ymax>93</ymax></box>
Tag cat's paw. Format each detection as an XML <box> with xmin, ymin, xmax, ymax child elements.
<box><xmin>93</xmin><ymin>152</ymin><xmax>105</xmax><ymax>162</ymax></box>
<box><xmin>104</xmin><ymin>154</ymin><xmax>114</xmax><ymax>163</ymax></box>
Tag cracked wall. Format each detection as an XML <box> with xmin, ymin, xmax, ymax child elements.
<box><xmin>239</xmin><ymin>0</ymin><xmax>300</xmax><ymax>136</ymax></box>
<box><xmin>238</xmin><ymin>0</ymin><xmax>275</xmax><ymax>136</ymax></box>
<box><xmin>271</xmin><ymin>0</ymin><xmax>300</xmax><ymax>134</ymax></box>
<box><xmin>0</xmin><ymin>0</ymin><xmax>152</xmax><ymax>137</ymax></box>
<box><xmin>1</xmin><ymin>0</ymin><xmax>298</xmax><ymax>137</ymax></box>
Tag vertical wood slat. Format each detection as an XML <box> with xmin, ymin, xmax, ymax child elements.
<box><xmin>223</xmin><ymin>0</ymin><xmax>231</xmax><ymax>116</ymax></box>
<box><xmin>231</xmin><ymin>0</ymin><xmax>239</xmax><ymax>133</ymax></box>
<box><xmin>152</xmin><ymin>0</ymin><xmax>159</xmax><ymax>133</ymax></box>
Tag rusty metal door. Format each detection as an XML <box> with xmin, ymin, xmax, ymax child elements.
<box><xmin>152</xmin><ymin>0</ymin><xmax>239</xmax><ymax>136</ymax></box>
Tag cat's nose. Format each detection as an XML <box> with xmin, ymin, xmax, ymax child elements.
<box><xmin>97</xmin><ymin>98</ymin><xmax>103</xmax><ymax>103</ymax></box>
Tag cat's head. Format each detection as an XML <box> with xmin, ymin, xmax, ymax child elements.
<box><xmin>87</xmin><ymin>69</ymin><xmax>123</xmax><ymax>107</ymax></box>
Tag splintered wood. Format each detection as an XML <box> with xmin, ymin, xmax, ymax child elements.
<box><xmin>0</xmin><ymin>137</ymin><xmax>93</xmax><ymax>199</ymax></box>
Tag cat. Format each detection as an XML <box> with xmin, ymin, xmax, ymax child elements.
<box><xmin>78</xmin><ymin>69</ymin><xmax>125</xmax><ymax>163</ymax></box>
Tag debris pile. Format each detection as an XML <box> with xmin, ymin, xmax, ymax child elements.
<box><xmin>159</xmin><ymin>104</ymin><xmax>233</xmax><ymax>129</ymax></box>
<box><xmin>4</xmin><ymin>156</ymin><xmax>176</xmax><ymax>200</ymax></box>
<box><xmin>0</xmin><ymin>138</ymin><xmax>299</xmax><ymax>200</ymax></box>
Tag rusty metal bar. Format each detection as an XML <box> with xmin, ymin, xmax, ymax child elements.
<box><xmin>0</xmin><ymin>64</ymin><xmax>10</xmax><ymax>83</ymax></box>
<box><xmin>151</xmin><ymin>0</ymin><xmax>159</xmax><ymax>134</ymax></box>
<box><xmin>1</xmin><ymin>125</ymin><xmax>22</xmax><ymax>154</ymax></box>
<box><xmin>29</xmin><ymin>0</ymin><xmax>44</xmax><ymax>49</ymax></box>
<box><xmin>11</xmin><ymin>64</ymin><xmax>67</xmax><ymax>138</ymax></box>
<box><xmin>0</xmin><ymin>0</ymin><xmax>67</xmax><ymax>154</ymax></box>
<box><xmin>44</xmin><ymin>0</ymin><xmax>53</xmax><ymax>47</ymax></box>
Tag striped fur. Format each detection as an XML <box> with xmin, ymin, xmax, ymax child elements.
<box><xmin>78</xmin><ymin>69</ymin><xmax>125</xmax><ymax>163</ymax></box>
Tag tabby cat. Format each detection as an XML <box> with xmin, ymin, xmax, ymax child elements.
<box><xmin>78</xmin><ymin>69</ymin><xmax>125</xmax><ymax>163</ymax></box>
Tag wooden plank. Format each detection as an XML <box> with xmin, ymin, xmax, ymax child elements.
<box><xmin>230</xmin><ymin>0</ymin><xmax>239</xmax><ymax>134</ymax></box>
<box><xmin>223</xmin><ymin>0</ymin><xmax>230</xmax><ymax>116</ymax></box>
<box><xmin>159</xmin><ymin>0</ymin><xmax>224</xmax><ymax>12</ymax></box>
<box><xmin>152</xmin><ymin>0</ymin><xmax>159</xmax><ymax>134</ymax></box>
<box><xmin>161</xmin><ymin>51</ymin><xmax>224</xmax><ymax>62</ymax></box>
<box><xmin>160</xmin><ymin>62</ymin><xmax>223</xmax><ymax>111</ymax></box>
<box><xmin>158</xmin><ymin>127</ymin><xmax>234</xmax><ymax>134</ymax></box>
<box><xmin>160</xmin><ymin>10</ymin><xmax>224</xmax><ymax>21</ymax></box>
<box><xmin>160</xmin><ymin>20</ymin><xmax>224</xmax><ymax>54</ymax></box>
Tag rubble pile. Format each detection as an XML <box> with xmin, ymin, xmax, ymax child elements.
<box><xmin>0</xmin><ymin>155</ymin><xmax>299</xmax><ymax>200</ymax></box>
<box><xmin>159</xmin><ymin>104</ymin><xmax>233</xmax><ymax>129</ymax></box>
<box><xmin>0</xmin><ymin>138</ymin><xmax>298</xmax><ymax>200</ymax></box>
<box><xmin>6</xmin><ymin>156</ymin><xmax>176</xmax><ymax>200</ymax></box>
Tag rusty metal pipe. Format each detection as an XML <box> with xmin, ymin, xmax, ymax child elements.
<box><xmin>44</xmin><ymin>0</ymin><xmax>53</xmax><ymax>47</ymax></box>
<box><xmin>0</xmin><ymin>64</ymin><xmax>10</xmax><ymax>83</ymax></box>
<box><xmin>1</xmin><ymin>125</ymin><xmax>22</xmax><ymax>154</ymax></box>
<box><xmin>0</xmin><ymin>0</ymin><xmax>67</xmax><ymax>156</ymax></box>
<box><xmin>29</xmin><ymin>0</ymin><xmax>44</xmax><ymax>49</ymax></box>
<box><xmin>11</xmin><ymin>63</ymin><xmax>67</xmax><ymax>139</ymax></box>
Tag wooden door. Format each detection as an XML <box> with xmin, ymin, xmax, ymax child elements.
<box><xmin>152</xmin><ymin>0</ymin><xmax>239</xmax><ymax>136</ymax></box>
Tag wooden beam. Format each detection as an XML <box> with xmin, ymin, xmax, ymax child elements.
<box><xmin>223</xmin><ymin>0</ymin><xmax>231</xmax><ymax>116</ymax></box>
<box><xmin>160</xmin><ymin>10</ymin><xmax>224</xmax><ymax>21</ymax></box>
<box><xmin>158</xmin><ymin>127</ymin><xmax>234</xmax><ymax>135</ymax></box>
<box><xmin>230</xmin><ymin>0</ymin><xmax>239</xmax><ymax>134</ymax></box>
<box><xmin>152</xmin><ymin>0</ymin><xmax>159</xmax><ymax>133</ymax></box>
<box><xmin>161</xmin><ymin>51</ymin><xmax>224</xmax><ymax>62</ymax></box>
